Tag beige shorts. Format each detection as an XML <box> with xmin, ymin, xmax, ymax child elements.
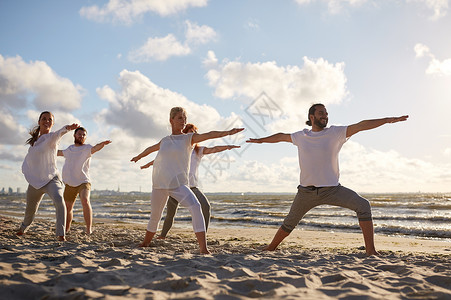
<box><xmin>63</xmin><ymin>183</ymin><xmax>91</xmax><ymax>203</ymax></box>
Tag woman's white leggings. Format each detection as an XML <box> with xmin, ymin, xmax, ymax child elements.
<box><xmin>147</xmin><ymin>185</ymin><xmax>206</xmax><ymax>233</ymax></box>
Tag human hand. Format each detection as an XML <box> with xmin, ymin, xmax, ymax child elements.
<box><xmin>227</xmin><ymin>145</ymin><xmax>241</xmax><ymax>149</ymax></box>
<box><xmin>246</xmin><ymin>138</ymin><xmax>262</xmax><ymax>143</ymax></box>
<box><xmin>66</xmin><ymin>123</ymin><xmax>80</xmax><ymax>131</ymax></box>
<box><xmin>229</xmin><ymin>128</ymin><xmax>245</xmax><ymax>135</ymax></box>
<box><xmin>388</xmin><ymin>115</ymin><xmax>409</xmax><ymax>123</ymax></box>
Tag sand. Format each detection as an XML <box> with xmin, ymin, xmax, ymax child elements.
<box><xmin>1</xmin><ymin>216</ymin><xmax>450</xmax><ymax>300</ymax></box>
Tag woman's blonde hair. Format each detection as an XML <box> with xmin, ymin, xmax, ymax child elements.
<box><xmin>169</xmin><ymin>107</ymin><xmax>187</xmax><ymax>120</ymax></box>
<box><xmin>26</xmin><ymin>111</ymin><xmax>53</xmax><ymax>146</ymax></box>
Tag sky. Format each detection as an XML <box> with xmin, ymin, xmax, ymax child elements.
<box><xmin>1</xmin><ymin>0</ymin><xmax>450</xmax><ymax>194</ymax></box>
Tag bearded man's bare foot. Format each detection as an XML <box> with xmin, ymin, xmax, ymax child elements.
<box><xmin>366</xmin><ymin>250</ymin><xmax>380</xmax><ymax>256</ymax></box>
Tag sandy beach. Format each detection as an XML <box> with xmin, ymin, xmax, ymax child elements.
<box><xmin>1</xmin><ymin>216</ymin><xmax>450</xmax><ymax>299</ymax></box>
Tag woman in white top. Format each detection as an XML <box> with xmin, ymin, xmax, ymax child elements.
<box><xmin>17</xmin><ymin>111</ymin><xmax>79</xmax><ymax>241</ymax></box>
<box><xmin>131</xmin><ymin>107</ymin><xmax>243</xmax><ymax>254</ymax></box>
<box><xmin>140</xmin><ymin>123</ymin><xmax>239</xmax><ymax>238</ymax></box>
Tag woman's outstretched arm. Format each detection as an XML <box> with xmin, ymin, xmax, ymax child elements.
<box><xmin>131</xmin><ymin>142</ymin><xmax>160</xmax><ymax>163</ymax></box>
<box><xmin>192</xmin><ymin>128</ymin><xmax>244</xmax><ymax>144</ymax></box>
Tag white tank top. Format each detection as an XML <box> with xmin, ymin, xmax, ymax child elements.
<box><xmin>152</xmin><ymin>133</ymin><xmax>194</xmax><ymax>189</ymax></box>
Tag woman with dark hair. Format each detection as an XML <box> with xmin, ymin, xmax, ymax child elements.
<box><xmin>17</xmin><ymin>111</ymin><xmax>79</xmax><ymax>241</ymax></box>
<box><xmin>140</xmin><ymin>123</ymin><xmax>240</xmax><ymax>239</ymax></box>
<box><xmin>131</xmin><ymin>107</ymin><xmax>243</xmax><ymax>254</ymax></box>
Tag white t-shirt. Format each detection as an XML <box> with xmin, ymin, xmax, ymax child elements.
<box><xmin>22</xmin><ymin>126</ymin><xmax>69</xmax><ymax>189</ymax></box>
<box><xmin>152</xmin><ymin>133</ymin><xmax>194</xmax><ymax>189</ymax></box>
<box><xmin>61</xmin><ymin>144</ymin><xmax>93</xmax><ymax>187</ymax></box>
<box><xmin>291</xmin><ymin>126</ymin><xmax>348</xmax><ymax>187</ymax></box>
<box><xmin>188</xmin><ymin>146</ymin><xmax>205</xmax><ymax>188</ymax></box>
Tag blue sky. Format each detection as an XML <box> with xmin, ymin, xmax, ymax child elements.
<box><xmin>1</xmin><ymin>0</ymin><xmax>450</xmax><ymax>193</ymax></box>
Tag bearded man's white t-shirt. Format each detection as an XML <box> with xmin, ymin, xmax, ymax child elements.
<box><xmin>291</xmin><ymin>126</ymin><xmax>348</xmax><ymax>187</ymax></box>
<box><xmin>61</xmin><ymin>144</ymin><xmax>93</xmax><ymax>187</ymax></box>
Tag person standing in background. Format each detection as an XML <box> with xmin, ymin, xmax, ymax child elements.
<box><xmin>58</xmin><ymin>127</ymin><xmax>111</xmax><ymax>234</ymax></box>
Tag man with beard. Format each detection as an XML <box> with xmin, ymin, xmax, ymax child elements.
<box><xmin>247</xmin><ymin>104</ymin><xmax>408</xmax><ymax>256</ymax></box>
<box><xmin>58</xmin><ymin>127</ymin><xmax>111</xmax><ymax>234</ymax></box>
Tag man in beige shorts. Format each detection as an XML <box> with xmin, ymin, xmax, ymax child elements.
<box><xmin>58</xmin><ymin>127</ymin><xmax>111</xmax><ymax>234</ymax></box>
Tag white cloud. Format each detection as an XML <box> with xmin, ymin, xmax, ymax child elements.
<box><xmin>96</xmin><ymin>69</ymin><xmax>236</xmax><ymax>140</ymax></box>
<box><xmin>407</xmin><ymin>0</ymin><xmax>449</xmax><ymax>19</ymax></box>
<box><xmin>0</xmin><ymin>55</ymin><xmax>84</xmax><ymax>146</ymax></box>
<box><xmin>294</xmin><ymin>0</ymin><xmax>448</xmax><ymax>19</ymax></box>
<box><xmin>0</xmin><ymin>55</ymin><xmax>83</xmax><ymax>112</ymax></box>
<box><xmin>128</xmin><ymin>21</ymin><xmax>216</xmax><ymax>62</ymax></box>
<box><xmin>204</xmin><ymin>52</ymin><xmax>348</xmax><ymax>132</ymax></box>
<box><xmin>185</xmin><ymin>20</ymin><xmax>217</xmax><ymax>45</ymax></box>
<box><xmin>0</xmin><ymin>109</ymin><xmax>28</xmax><ymax>145</ymax></box>
<box><xmin>128</xmin><ymin>34</ymin><xmax>191</xmax><ymax>62</ymax></box>
<box><xmin>244</xmin><ymin>18</ymin><xmax>260</xmax><ymax>31</ymax></box>
<box><xmin>339</xmin><ymin>140</ymin><xmax>451</xmax><ymax>192</ymax></box>
<box><xmin>444</xmin><ymin>148</ymin><xmax>451</xmax><ymax>156</ymax></box>
<box><xmin>414</xmin><ymin>43</ymin><xmax>431</xmax><ymax>58</ymax></box>
<box><xmin>294</xmin><ymin>0</ymin><xmax>368</xmax><ymax>14</ymax></box>
<box><xmin>80</xmin><ymin>0</ymin><xmax>208</xmax><ymax>24</ymax></box>
<box><xmin>414</xmin><ymin>43</ymin><xmax>451</xmax><ymax>76</ymax></box>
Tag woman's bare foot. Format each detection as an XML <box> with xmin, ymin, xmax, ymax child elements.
<box><xmin>261</xmin><ymin>245</ymin><xmax>276</xmax><ymax>251</ymax></box>
<box><xmin>57</xmin><ymin>236</ymin><xmax>66</xmax><ymax>241</ymax></box>
<box><xmin>139</xmin><ymin>230</ymin><xmax>156</xmax><ymax>247</ymax></box>
<box><xmin>16</xmin><ymin>229</ymin><xmax>24</xmax><ymax>236</ymax></box>
<box><xmin>138</xmin><ymin>241</ymin><xmax>151</xmax><ymax>247</ymax></box>
<box><xmin>156</xmin><ymin>235</ymin><xmax>166</xmax><ymax>240</ymax></box>
<box><xmin>200</xmin><ymin>248</ymin><xmax>210</xmax><ymax>254</ymax></box>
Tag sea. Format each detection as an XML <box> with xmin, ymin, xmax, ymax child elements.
<box><xmin>1</xmin><ymin>192</ymin><xmax>450</xmax><ymax>240</ymax></box>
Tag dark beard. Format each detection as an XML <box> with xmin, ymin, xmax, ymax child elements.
<box><xmin>74</xmin><ymin>138</ymin><xmax>84</xmax><ymax>145</ymax></box>
<box><xmin>313</xmin><ymin>117</ymin><xmax>327</xmax><ymax>129</ymax></box>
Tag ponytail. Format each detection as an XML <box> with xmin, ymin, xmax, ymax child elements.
<box><xmin>26</xmin><ymin>126</ymin><xmax>40</xmax><ymax>146</ymax></box>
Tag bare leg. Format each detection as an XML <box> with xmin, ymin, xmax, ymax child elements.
<box><xmin>79</xmin><ymin>188</ymin><xmax>93</xmax><ymax>234</ymax></box>
<box><xmin>359</xmin><ymin>220</ymin><xmax>379</xmax><ymax>256</ymax></box>
<box><xmin>139</xmin><ymin>230</ymin><xmax>156</xmax><ymax>247</ymax></box>
<box><xmin>263</xmin><ymin>227</ymin><xmax>290</xmax><ymax>251</ymax></box>
<box><xmin>65</xmin><ymin>200</ymin><xmax>75</xmax><ymax>233</ymax></box>
<box><xmin>195</xmin><ymin>231</ymin><xmax>210</xmax><ymax>254</ymax></box>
